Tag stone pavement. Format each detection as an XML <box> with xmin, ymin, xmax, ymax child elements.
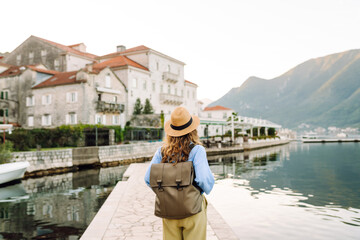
<box><xmin>81</xmin><ymin>163</ymin><xmax>238</xmax><ymax>240</ymax></box>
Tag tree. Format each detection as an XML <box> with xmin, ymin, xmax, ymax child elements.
<box><xmin>143</xmin><ymin>98</ymin><xmax>154</xmax><ymax>114</ymax></box>
<box><xmin>133</xmin><ymin>98</ymin><xmax>143</xmax><ymax>115</ymax></box>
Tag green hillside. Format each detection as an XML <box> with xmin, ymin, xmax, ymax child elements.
<box><xmin>211</xmin><ymin>49</ymin><xmax>360</xmax><ymax>128</ymax></box>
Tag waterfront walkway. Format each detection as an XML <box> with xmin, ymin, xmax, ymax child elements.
<box><xmin>81</xmin><ymin>163</ymin><xmax>238</xmax><ymax>240</ymax></box>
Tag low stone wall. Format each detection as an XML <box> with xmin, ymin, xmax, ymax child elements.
<box><xmin>98</xmin><ymin>142</ymin><xmax>162</xmax><ymax>164</ymax></box>
<box><xmin>11</xmin><ymin>149</ymin><xmax>73</xmax><ymax>173</ymax></box>
<box><xmin>73</xmin><ymin>147</ymin><xmax>99</xmax><ymax>166</ymax></box>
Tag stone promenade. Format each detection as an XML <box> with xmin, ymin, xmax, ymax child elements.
<box><xmin>81</xmin><ymin>163</ymin><xmax>238</xmax><ymax>240</ymax></box>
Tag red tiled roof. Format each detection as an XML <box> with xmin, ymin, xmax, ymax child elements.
<box><xmin>27</xmin><ymin>66</ymin><xmax>59</xmax><ymax>75</ymax></box>
<box><xmin>0</xmin><ymin>66</ymin><xmax>22</xmax><ymax>77</ymax></box>
<box><xmin>92</xmin><ymin>55</ymin><xmax>149</xmax><ymax>71</ymax></box>
<box><xmin>100</xmin><ymin>45</ymin><xmax>150</xmax><ymax>59</ymax></box>
<box><xmin>68</xmin><ymin>43</ymin><xmax>82</xmax><ymax>47</ymax></box>
<box><xmin>203</xmin><ymin>105</ymin><xmax>233</xmax><ymax>111</ymax></box>
<box><xmin>33</xmin><ymin>36</ymin><xmax>98</xmax><ymax>59</ymax></box>
<box><xmin>0</xmin><ymin>62</ymin><xmax>12</xmax><ymax>68</ymax></box>
<box><xmin>185</xmin><ymin>80</ymin><xmax>198</xmax><ymax>87</ymax></box>
<box><xmin>33</xmin><ymin>71</ymin><xmax>85</xmax><ymax>89</ymax></box>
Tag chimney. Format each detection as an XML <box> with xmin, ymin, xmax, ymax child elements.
<box><xmin>117</xmin><ymin>45</ymin><xmax>126</xmax><ymax>52</ymax></box>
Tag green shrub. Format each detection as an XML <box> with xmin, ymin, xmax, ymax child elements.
<box><xmin>0</xmin><ymin>141</ymin><xmax>13</xmax><ymax>164</ymax></box>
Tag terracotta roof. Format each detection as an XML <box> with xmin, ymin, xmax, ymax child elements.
<box><xmin>92</xmin><ymin>55</ymin><xmax>149</xmax><ymax>71</ymax></box>
<box><xmin>185</xmin><ymin>80</ymin><xmax>198</xmax><ymax>87</ymax></box>
<box><xmin>0</xmin><ymin>66</ymin><xmax>22</xmax><ymax>77</ymax></box>
<box><xmin>33</xmin><ymin>36</ymin><xmax>98</xmax><ymax>59</ymax></box>
<box><xmin>203</xmin><ymin>105</ymin><xmax>233</xmax><ymax>111</ymax></box>
<box><xmin>27</xmin><ymin>66</ymin><xmax>59</xmax><ymax>75</ymax></box>
<box><xmin>100</xmin><ymin>45</ymin><xmax>150</xmax><ymax>59</ymax></box>
<box><xmin>0</xmin><ymin>62</ymin><xmax>12</xmax><ymax>68</ymax></box>
<box><xmin>33</xmin><ymin>71</ymin><xmax>85</xmax><ymax>89</ymax></box>
<box><xmin>68</xmin><ymin>43</ymin><xmax>82</xmax><ymax>47</ymax></box>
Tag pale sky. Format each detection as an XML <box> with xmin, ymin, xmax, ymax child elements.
<box><xmin>1</xmin><ymin>0</ymin><xmax>360</xmax><ymax>100</ymax></box>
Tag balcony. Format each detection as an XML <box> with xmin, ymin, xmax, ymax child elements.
<box><xmin>163</xmin><ymin>72</ymin><xmax>179</xmax><ymax>83</ymax></box>
<box><xmin>159</xmin><ymin>93</ymin><xmax>183</xmax><ymax>105</ymax></box>
<box><xmin>96</xmin><ymin>101</ymin><xmax>125</xmax><ymax>113</ymax></box>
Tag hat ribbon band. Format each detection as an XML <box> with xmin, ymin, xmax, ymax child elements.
<box><xmin>170</xmin><ymin>117</ymin><xmax>193</xmax><ymax>131</ymax></box>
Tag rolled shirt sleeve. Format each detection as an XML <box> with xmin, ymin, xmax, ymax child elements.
<box><xmin>144</xmin><ymin>147</ymin><xmax>162</xmax><ymax>187</ymax></box>
<box><xmin>191</xmin><ymin>145</ymin><xmax>215</xmax><ymax>195</ymax></box>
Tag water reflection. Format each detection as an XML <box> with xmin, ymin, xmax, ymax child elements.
<box><xmin>0</xmin><ymin>165</ymin><xmax>128</xmax><ymax>240</ymax></box>
<box><xmin>208</xmin><ymin>142</ymin><xmax>360</xmax><ymax>239</ymax></box>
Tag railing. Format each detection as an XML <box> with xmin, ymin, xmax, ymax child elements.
<box><xmin>159</xmin><ymin>93</ymin><xmax>183</xmax><ymax>105</ymax></box>
<box><xmin>163</xmin><ymin>72</ymin><xmax>179</xmax><ymax>83</ymax></box>
<box><xmin>96</xmin><ymin>101</ymin><xmax>125</xmax><ymax>113</ymax></box>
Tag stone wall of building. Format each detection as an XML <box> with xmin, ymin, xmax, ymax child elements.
<box><xmin>98</xmin><ymin>142</ymin><xmax>162</xmax><ymax>163</ymax></box>
<box><xmin>11</xmin><ymin>149</ymin><xmax>73</xmax><ymax>172</ymax></box>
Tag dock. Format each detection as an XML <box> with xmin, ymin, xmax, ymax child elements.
<box><xmin>302</xmin><ymin>138</ymin><xmax>359</xmax><ymax>143</ymax></box>
<box><xmin>80</xmin><ymin>163</ymin><xmax>238</xmax><ymax>240</ymax></box>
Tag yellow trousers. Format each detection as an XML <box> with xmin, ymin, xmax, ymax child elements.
<box><xmin>162</xmin><ymin>196</ymin><xmax>207</xmax><ymax>240</ymax></box>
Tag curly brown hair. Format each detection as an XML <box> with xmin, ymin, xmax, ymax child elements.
<box><xmin>161</xmin><ymin>129</ymin><xmax>202</xmax><ymax>164</ymax></box>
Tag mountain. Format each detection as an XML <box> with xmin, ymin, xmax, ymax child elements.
<box><xmin>210</xmin><ymin>49</ymin><xmax>360</xmax><ymax>129</ymax></box>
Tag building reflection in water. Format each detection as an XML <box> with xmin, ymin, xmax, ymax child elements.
<box><xmin>0</xmin><ymin>165</ymin><xmax>128</xmax><ymax>239</ymax></box>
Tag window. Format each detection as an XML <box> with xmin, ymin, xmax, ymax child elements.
<box><xmin>0</xmin><ymin>109</ymin><xmax>3</xmax><ymax>117</ymax></box>
<box><xmin>112</xmin><ymin>115</ymin><xmax>120</xmax><ymax>125</ymax></box>
<box><xmin>132</xmin><ymin>78</ymin><xmax>137</xmax><ymax>88</ymax></box>
<box><xmin>41</xmin><ymin>50</ymin><xmax>47</xmax><ymax>57</ymax></box>
<box><xmin>5</xmin><ymin>91</ymin><xmax>8</xmax><ymax>100</ymax></box>
<box><xmin>181</xmin><ymin>89</ymin><xmax>184</xmax><ymax>97</ymax></box>
<box><xmin>160</xmin><ymin>85</ymin><xmax>163</xmax><ymax>93</ymax></box>
<box><xmin>102</xmin><ymin>115</ymin><xmax>106</xmax><ymax>124</ymax></box>
<box><xmin>26</xmin><ymin>96</ymin><xmax>35</xmax><ymax>106</ymax></box>
<box><xmin>67</xmin><ymin>92</ymin><xmax>78</xmax><ymax>103</ymax></box>
<box><xmin>152</xmin><ymin>82</ymin><xmax>155</xmax><ymax>92</ymax></box>
<box><xmin>143</xmin><ymin>80</ymin><xmax>147</xmax><ymax>90</ymax></box>
<box><xmin>42</xmin><ymin>114</ymin><xmax>51</xmax><ymax>126</ymax></box>
<box><xmin>29</xmin><ymin>52</ymin><xmax>34</xmax><ymax>63</ymax></box>
<box><xmin>42</xmin><ymin>94</ymin><xmax>52</xmax><ymax>105</ymax></box>
<box><xmin>28</xmin><ymin>116</ymin><xmax>34</xmax><ymax>127</ymax></box>
<box><xmin>54</xmin><ymin>59</ymin><xmax>59</xmax><ymax>70</ymax></box>
<box><xmin>113</xmin><ymin>96</ymin><xmax>117</xmax><ymax>103</ymax></box>
<box><xmin>98</xmin><ymin>94</ymin><xmax>102</xmax><ymax>101</ymax></box>
<box><xmin>0</xmin><ymin>91</ymin><xmax>3</xmax><ymax>99</ymax></box>
<box><xmin>105</xmin><ymin>74</ymin><xmax>111</xmax><ymax>88</ymax></box>
<box><xmin>187</xmin><ymin>90</ymin><xmax>189</xmax><ymax>98</ymax></box>
<box><xmin>193</xmin><ymin>91</ymin><xmax>195</xmax><ymax>99</ymax></box>
<box><xmin>168</xmin><ymin>85</ymin><xmax>170</xmax><ymax>94</ymax></box>
<box><xmin>175</xmin><ymin>88</ymin><xmax>178</xmax><ymax>96</ymax></box>
<box><xmin>95</xmin><ymin>115</ymin><xmax>102</xmax><ymax>124</ymax></box>
<box><xmin>223</xmin><ymin>113</ymin><xmax>228</xmax><ymax>119</ymax></box>
<box><xmin>208</xmin><ymin>113</ymin><xmax>212</xmax><ymax>118</ymax></box>
<box><xmin>167</xmin><ymin>65</ymin><xmax>171</xmax><ymax>72</ymax></box>
<box><xmin>156</xmin><ymin>62</ymin><xmax>159</xmax><ymax>71</ymax></box>
<box><xmin>16</xmin><ymin>55</ymin><xmax>21</xmax><ymax>61</ymax></box>
<box><xmin>66</xmin><ymin>113</ymin><xmax>77</xmax><ymax>124</ymax></box>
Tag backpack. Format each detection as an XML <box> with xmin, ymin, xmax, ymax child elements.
<box><xmin>149</xmin><ymin>146</ymin><xmax>203</xmax><ymax>219</ymax></box>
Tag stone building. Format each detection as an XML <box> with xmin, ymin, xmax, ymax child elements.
<box><xmin>95</xmin><ymin>45</ymin><xmax>200</xmax><ymax>120</ymax></box>
<box><xmin>30</xmin><ymin>67</ymin><xmax>126</xmax><ymax>128</ymax></box>
<box><xmin>2</xmin><ymin>35</ymin><xmax>98</xmax><ymax>72</ymax></box>
<box><xmin>0</xmin><ymin>64</ymin><xmax>59</xmax><ymax>125</ymax></box>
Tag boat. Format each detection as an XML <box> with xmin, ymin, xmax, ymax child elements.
<box><xmin>336</xmin><ymin>132</ymin><xmax>348</xmax><ymax>138</ymax></box>
<box><xmin>0</xmin><ymin>162</ymin><xmax>30</xmax><ymax>185</ymax></box>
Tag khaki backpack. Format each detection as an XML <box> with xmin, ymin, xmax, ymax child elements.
<box><xmin>149</xmin><ymin>160</ymin><xmax>203</xmax><ymax>219</ymax></box>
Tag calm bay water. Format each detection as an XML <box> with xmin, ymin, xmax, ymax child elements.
<box><xmin>207</xmin><ymin>142</ymin><xmax>360</xmax><ymax>240</ymax></box>
<box><xmin>0</xmin><ymin>165</ymin><xmax>128</xmax><ymax>240</ymax></box>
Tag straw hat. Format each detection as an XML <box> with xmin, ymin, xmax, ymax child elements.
<box><xmin>164</xmin><ymin>107</ymin><xmax>200</xmax><ymax>137</ymax></box>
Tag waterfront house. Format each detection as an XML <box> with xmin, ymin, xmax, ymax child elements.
<box><xmin>2</xmin><ymin>35</ymin><xmax>98</xmax><ymax>72</ymax></box>
<box><xmin>30</xmin><ymin>66</ymin><xmax>126</xmax><ymax>128</ymax></box>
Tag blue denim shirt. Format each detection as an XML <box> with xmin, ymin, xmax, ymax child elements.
<box><xmin>144</xmin><ymin>145</ymin><xmax>215</xmax><ymax>195</ymax></box>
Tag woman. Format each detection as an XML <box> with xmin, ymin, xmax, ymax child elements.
<box><xmin>145</xmin><ymin>106</ymin><xmax>215</xmax><ymax>240</ymax></box>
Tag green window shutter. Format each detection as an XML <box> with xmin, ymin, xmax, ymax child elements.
<box><xmin>0</xmin><ymin>91</ymin><xmax>3</xmax><ymax>99</ymax></box>
<box><xmin>5</xmin><ymin>92</ymin><xmax>8</xmax><ymax>99</ymax></box>
<box><xmin>0</xmin><ymin>109</ymin><xmax>3</xmax><ymax>117</ymax></box>
<box><xmin>5</xmin><ymin>109</ymin><xmax>8</xmax><ymax>117</ymax></box>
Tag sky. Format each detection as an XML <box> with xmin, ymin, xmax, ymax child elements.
<box><xmin>1</xmin><ymin>0</ymin><xmax>360</xmax><ymax>101</ymax></box>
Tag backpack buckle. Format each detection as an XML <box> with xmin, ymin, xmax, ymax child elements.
<box><xmin>157</xmin><ymin>180</ymin><xmax>164</xmax><ymax>192</ymax></box>
<box><xmin>176</xmin><ymin>179</ymin><xmax>183</xmax><ymax>191</ymax></box>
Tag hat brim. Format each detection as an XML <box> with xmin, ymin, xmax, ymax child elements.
<box><xmin>164</xmin><ymin>115</ymin><xmax>200</xmax><ymax>137</ymax></box>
